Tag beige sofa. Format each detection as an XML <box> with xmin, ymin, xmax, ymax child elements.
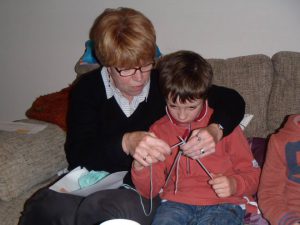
<box><xmin>0</xmin><ymin>51</ymin><xmax>299</xmax><ymax>225</ymax></box>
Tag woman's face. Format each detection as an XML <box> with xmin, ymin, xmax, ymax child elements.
<box><xmin>107</xmin><ymin>63</ymin><xmax>152</xmax><ymax>101</ymax></box>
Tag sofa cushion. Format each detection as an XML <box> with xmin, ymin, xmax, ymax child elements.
<box><xmin>26</xmin><ymin>86</ymin><xmax>71</xmax><ymax>131</ymax></box>
<box><xmin>208</xmin><ymin>55</ymin><xmax>273</xmax><ymax>138</ymax></box>
<box><xmin>0</xmin><ymin>176</ymin><xmax>58</xmax><ymax>225</ymax></box>
<box><xmin>267</xmin><ymin>51</ymin><xmax>300</xmax><ymax>132</ymax></box>
<box><xmin>0</xmin><ymin>119</ymin><xmax>67</xmax><ymax>201</ymax></box>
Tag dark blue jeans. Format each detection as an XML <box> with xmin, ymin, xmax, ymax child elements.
<box><xmin>152</xmin><ymin>200</ymin><xmax>245</xmax><ymax>225</ymax></box>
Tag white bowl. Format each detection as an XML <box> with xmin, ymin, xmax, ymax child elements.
<box><xmin>100</xmin><ymin>219</ymin><xmax>141</xmax><ymax>225</ymax></box>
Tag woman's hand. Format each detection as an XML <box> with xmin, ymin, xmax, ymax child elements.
<box><xmin>181</xmin><ymin>123</ymin><xmax>223</xmax><ymax>159</ymax></box>
<box><xmin>208</xmin><ymin>174</ymin><xmax>237</xmax><ymax>198</ymax></box>
<box><xmin>123</xmin><ymin>131</ymin><xmax>171</xmax><ymax>169</ymax></box>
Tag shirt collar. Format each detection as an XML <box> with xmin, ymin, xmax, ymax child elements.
<box><xmin>101</xmin><ymin>67</ymin><xmax>113</xmax><ymax>99</ymax></box>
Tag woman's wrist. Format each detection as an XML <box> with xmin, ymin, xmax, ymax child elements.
<box><xmin>207</xmin><ymin>123</ymin><xmax>223</xmax><ymax>143</ymax></box>
<box><xmin>133</xmin><ymin>160</ymin><xmax>145</xmax><ymax>171</ymax></box>
<box><xmin>122</xmin><ymin>133</ymin><xmax>130</xmax><ymax>155</ymax></box>
<box><xmin>122</xmin><ymin>131</ymin><xmax>148</xmax><ymax>156</ymax></box>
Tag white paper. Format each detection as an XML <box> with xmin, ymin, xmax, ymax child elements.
<box><xmin>49</xmin><ymin>166</ymin><xmax>89</xmax><ymax>193</ymax></box>
<box><xmin>0</xmin><ymin>121</ymin><xmax>47</xmax><ymax>134</ymax></box>
<box><xmin>49</xmin><ymin>166</ymin><xmax>128</xmax><ymax>197</ymax></box>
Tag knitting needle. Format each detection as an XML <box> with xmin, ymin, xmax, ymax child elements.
<box><xmin>178</xmin><ymin>136</ymin><xmax>213</xmax><ymax>180</ymax></box>
<box><xmin>164</xmin><ymin>139</ymin><xmax>185</xmax><ymax>187</ymax></box>
<box><xmin>164</xmin><ymin>150</ymin><xmax>183</xmax><ymax>187</ymax></box>
<box><xmin>170</xmin><ymin>140</ymin><xmax>185</xmax><ymax>149</ymax></box>
<box><xmin>195</xmin><ymin>159</ymin><xmax>213</xmax><ymax>179</ymax></box>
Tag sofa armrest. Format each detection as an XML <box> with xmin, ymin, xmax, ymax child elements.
<box><xmin>0</xmin><ymin>119</ymin><xmax>67</xmax><ymax>201</ymax></box>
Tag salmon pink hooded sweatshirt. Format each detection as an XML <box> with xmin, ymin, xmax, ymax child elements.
<box><xmin>258</xmin><ymin>114</ymin><xmax>300</xmax><ymax>225</ymax></box>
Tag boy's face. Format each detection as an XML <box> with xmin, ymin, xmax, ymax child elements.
<box><xmin>167</xmin><ymin>96</ymin><xmax>204</xmax><ymax>125</ymax></box>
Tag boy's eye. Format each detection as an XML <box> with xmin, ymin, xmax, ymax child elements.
<box><xmin>187</xmin><ymin>106</ymin><xmax>198</xmax><ymax>110</ymax></box>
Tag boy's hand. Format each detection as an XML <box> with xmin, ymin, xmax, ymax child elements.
<box><xmin>208</xmin><ymin>174</ymin><xmax>237</xmax><ymax>198</ymax></box>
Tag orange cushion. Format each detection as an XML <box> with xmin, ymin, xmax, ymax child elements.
<box><xmin>26</xmin><ymin>86</ymin><xmax>72</xmax><ymax>131</ymax></box>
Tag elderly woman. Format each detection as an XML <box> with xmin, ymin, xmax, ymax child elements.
<box><xmin>19</xmin><ymin>7</ymin><xmax>245</xmax><ymax>225</ymax></box>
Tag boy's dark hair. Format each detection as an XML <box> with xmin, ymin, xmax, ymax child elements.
<box><xmin>156</xmin><ymin>50</ymin><xmax>213</xmax><ymax>103</ymax></box>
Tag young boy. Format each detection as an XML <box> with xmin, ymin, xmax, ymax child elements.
<box><xmin>131</xmin><ymin>50</ymin><xmax>261</xmax><ymax>225</ymax></box>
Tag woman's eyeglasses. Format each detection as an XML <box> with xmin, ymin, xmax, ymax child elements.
<box><xmin>115</xmin><ymin>62</ymin><xmax>154</xmax><ymax>77</ymax></box>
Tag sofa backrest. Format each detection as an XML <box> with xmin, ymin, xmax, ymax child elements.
<box><xmin>267</xmin><ymin>51</ymin><xmax>300</xmax><ymax>133</ymax></box>
<box><xmin>209</xmin><ymin>51</ymin><xmax>300</xmax><ymax>138</ymax></box>
<box><xmin>208</xmin><ymin>55</ymin><xmax>273</xmax><ymax>138</ymax></box>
